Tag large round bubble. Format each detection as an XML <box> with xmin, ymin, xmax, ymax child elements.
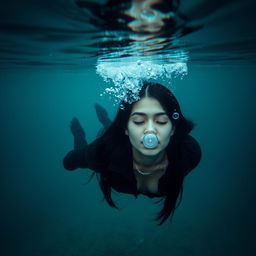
<box><xmin>142</xmin><ymin>133</ymin><xmax>159</xmax><ymax>149</ymax></box>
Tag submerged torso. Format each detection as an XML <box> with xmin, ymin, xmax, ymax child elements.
<box><xmin>133</xmin><ymin>167</ymin><xmax>167</xmax><ymax>195</ymax></box>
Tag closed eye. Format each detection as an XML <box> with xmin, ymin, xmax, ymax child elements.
<box><xmin>156</xmin><ymin>121</ymin><xmax>168</xmax><ymax>125</ymax></box>
<box><xmin>133</xmin><ymin>121</ymin><xmax>144</xmax><ymax>125</ymax></box>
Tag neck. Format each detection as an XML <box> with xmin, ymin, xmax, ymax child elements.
<box><xmin>132</xmin><ymin>149</ymin><xmax>166</xmax><ymax>168</ymax></box>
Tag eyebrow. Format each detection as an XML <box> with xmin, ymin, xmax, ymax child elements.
<box><xmin>130</xmin><ymin>112</ymin><xmax>168</xmax><ymax>117</ymax></box>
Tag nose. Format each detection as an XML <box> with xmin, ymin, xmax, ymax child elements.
<box><xmin>144</xmin><ymin>120</ymin><xmax>156</xmax><ymax>134</ymax></box>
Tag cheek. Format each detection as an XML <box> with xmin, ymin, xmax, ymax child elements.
<box><xmin>126</xmin><ymin>124</ymin><xmax>139</xmax><ymax>139</ymax></box>
<box><xmin>127</xmin><ymin>125</ymin><xmax>146</xmax><ymax>147</ymax></box>
<box><xmin>158</xmin><ymin>128</ymin><xmax>173</xmax><ymax>147</ymax></box>
<box><xmin>160</xmin><ymin>125</ymin><xmax>173</xmax><ymax>138</ymax></box>
<box><xmin>130</xmin><ymin>130</ymin><xmax>141</xmax><ymax>141</ymax></box>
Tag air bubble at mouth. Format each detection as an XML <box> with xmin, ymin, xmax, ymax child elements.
<box><xmin>142</xmin><ymin>133</ymin><xmax>158</xmax><ymax>149</ymax></box>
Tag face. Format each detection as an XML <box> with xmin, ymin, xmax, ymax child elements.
<box><xmin>125</xmin><ymin>97</ymin><xmax>174</xmax><ymax>158</ymax></box>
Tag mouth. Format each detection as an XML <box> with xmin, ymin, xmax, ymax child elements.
<box><xmin>143</xmin><ymin>146</ymin><xmax>158</xmax><ymax>151</ymax></box>
<box><xmin>142</xmin><ymin>133</ymin><xmax>159</xmax><ymax>149</ymax></box>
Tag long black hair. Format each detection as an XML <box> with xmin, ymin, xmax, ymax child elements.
<box><xmin>95</xmin><ymin>81</ymin><xmax>194</xmax><ymax>224</ymax></box>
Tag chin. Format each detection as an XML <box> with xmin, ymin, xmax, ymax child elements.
<box><xmin>140</xmin><ymin>148</ymin><xmax>162</xmax><ymax>157</ymax></box>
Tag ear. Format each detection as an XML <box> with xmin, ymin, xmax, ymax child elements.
<box><xmin>125</xmin><ymin>129</ymin><xmax>128</xmax><ymax>136</ymax></box>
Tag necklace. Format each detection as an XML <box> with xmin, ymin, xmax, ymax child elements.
<box><xmin>134</xmin><ymin>164</ymin><xmax>152</xmax><ymax>176</ymax></box>
<box><xmin>134</xmin><ymin>163</ymin><xmax>167</xmax><ymax>176</ymax></box>
<box><xmin>133</xmin><ymin>154</ymin><xmax>168</xmax><ymax>176</ymax></box>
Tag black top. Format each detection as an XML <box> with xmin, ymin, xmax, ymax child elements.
<box><xmin>63</xmin><ymin>135</ymin><xmax>201</xmax><ymax>198</ymax></box>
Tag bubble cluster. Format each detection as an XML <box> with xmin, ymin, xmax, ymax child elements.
<box><xmin>96</xmin><ymin>55</ymin><xmax>188</xmax><ymax>105</ymax></box>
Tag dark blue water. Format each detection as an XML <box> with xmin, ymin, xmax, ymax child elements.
<box><xmin>1</xmin><ymin>0</ymin><xmax>256</xmax><ymax>255</ymax></box>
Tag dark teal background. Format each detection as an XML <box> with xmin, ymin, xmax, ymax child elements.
<box><xmin>1</xmin><ymin>64</ymin><xmax>255</xmax><ymax>255</ymax></box>
<box><xmin>1</xmin><ymin>0</ymin><xmax>256</xmax><ymax>255</ymax></box>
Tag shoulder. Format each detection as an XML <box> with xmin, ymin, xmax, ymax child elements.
<box><xmin>178</xmin><ymin>135</ymin><xmax>202</xmax><ymax>176</ymax></box>
<box><xmin>86</xmin><ymin>138</ymin><xmax>131</xmax><ymax>171</ymax></box>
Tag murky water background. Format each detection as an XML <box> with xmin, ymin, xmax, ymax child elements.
<box><xmin>1</xmin><ymin>0</ymin><xmax>256</xmax><ymax>255</ymax></box>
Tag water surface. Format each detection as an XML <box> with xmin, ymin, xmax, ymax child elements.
<box><xmin>1</xmin><ymin>1</ymin><xmax>256</xmax><ymax>256</ymax></box>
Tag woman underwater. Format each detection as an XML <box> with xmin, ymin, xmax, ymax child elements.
<box><xmin>63</xmin><ymin>81</ymin><xmax>201</xmax><ymax>225</ymax></box>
